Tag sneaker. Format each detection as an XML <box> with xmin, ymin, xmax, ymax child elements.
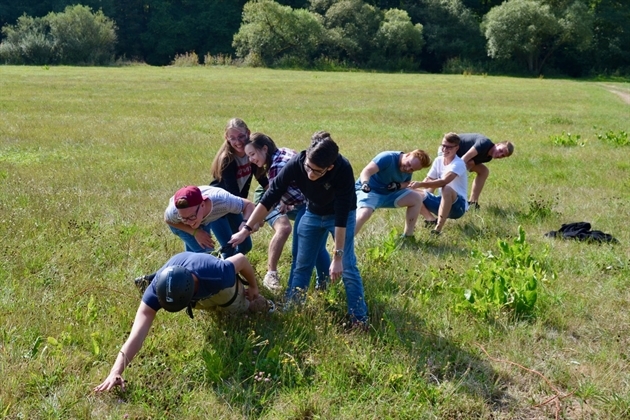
<box><xmin>266</xmin><ymin>299</ymin><xmax>276</xmax><ymax>314</ymax></box>
<box><xmin>263</xmin><ymin>272</ymin><xmax>282</xmax><ymax>292</ymax></box>
<box><xmin>468</xmin><ymin>201</ymin><xmax>480</xmax><ymax>210</ymax></box>
<box><xmin>430</xmin><ymin>229</ymin><xmax>441</xmax><ymax>236</ymax></box>
<box><xmin>134</xmin><ymin>273</ymin><xmax>154</xmax><ymax>294</ymax></box>
<box><xmin>424</xmin><ymin>219</ymin><xmax>437</xmax><ymax>228</ymax></box>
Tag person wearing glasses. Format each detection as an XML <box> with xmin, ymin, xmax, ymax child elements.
<box><xmin>244</xmin><ymin>132</ymin><xmax>330</xmax><ymax>292</ymax></box>
<box><xmin>209</xmin><ymin>118</ymin><xmax>268</xmax><ymax>256</ymax></box>
<box><xmin>165</xmin><ymin>185</ymin><xmax>256</xmax><ymax>257</ymax></box>
<box><xmin>229</xmin><ymin>132</ymin><xmax>368</xmax><ymax>328</ymax></box>
<box><xmin>409</xmin><ymin>132</ymin><xmax>468</xmax><ymax>235</ymax></box>
<box><xmin>354</xmin><ymin>149</ymin><xmax>432</xmax><ymax>237</ymax></box>
<box><xmin>454</xmin><ymin>133</ymin><xmax>514</xmax><ymax>209</ymax></box>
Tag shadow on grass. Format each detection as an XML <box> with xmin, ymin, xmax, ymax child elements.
<box><xmin>195</xmin><ymin>283</ymin><xmax>517</xmax><ymax>418</ymax></box>
<box><xmin>367</xmin><ymin>296</ymin><xmax>514</xmax><ymax>415</ymax></box>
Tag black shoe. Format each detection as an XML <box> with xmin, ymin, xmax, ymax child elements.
<box><xmin>468</xmin><ymin>201</ymin><xmax>480</xmax><ymax>210</ymax></box>
<box><xmin>430</xmin><ymin>229</ymin><xmax>441</xmax><ymax>236</ymax></box>
<box><xmin>134</xmin><ymin>273</ymin><xmax>155</xmax><ymax>294</ymax></box>
<box><xmin>424</xmin><ymin>219</ymin><xmax>437</xmax><ymax>228</ymax></box>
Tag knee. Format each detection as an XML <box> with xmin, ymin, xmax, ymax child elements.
<box><xmin>476</xmin><ymin>164</ymin><xmax>490</xmax><ymax>178</ymax></box>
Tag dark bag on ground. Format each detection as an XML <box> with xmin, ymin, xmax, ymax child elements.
<box><xmin>544</xmin><ymin>222</ymin><xmax>618</xmax><ymax>243</ymax></box>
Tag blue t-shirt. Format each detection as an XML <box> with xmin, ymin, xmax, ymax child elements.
<box><xmin>358</xmin><ymin>151</ymin><xmax>411</xmax><ymax>194</ymax></box>
<box><xmin>142</xmin><ymin>252</ymin><xmax>236</xmax><ymax>311</ymax></box>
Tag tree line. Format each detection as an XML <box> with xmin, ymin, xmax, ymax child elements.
<box><xmin>0</xmin><ymin>0</ymin><xmax>628</xmax><ymax>76</ymax></box>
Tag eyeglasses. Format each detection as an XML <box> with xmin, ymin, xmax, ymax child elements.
<box><xmin>304</xmin><ymin>161</ymin><xmax>328</xmax><ymax>176</ymax></box>
<box><xmin>227</xmin><ymin>133</ymin><xmax>248</xmax><ymax>143</ymax></box>
<box><xmin>180</xmin><ymin>204</ymin><xmax>201</xmax><ymax>222</ymax></box>
<box><xmin>441</xmin><ymin>143</ymin><xmax>457</xmax><ymax>150</ymax></box>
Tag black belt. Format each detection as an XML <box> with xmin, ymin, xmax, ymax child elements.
<box><xmin>218</xmin><ymin>274</ymin><xmax>249</xmax><ymax>308</ymax></box>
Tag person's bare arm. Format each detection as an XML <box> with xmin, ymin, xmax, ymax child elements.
<box><xmin>227</xmin><ymin>253</ymin><xmax>259</xmax><ymax>301</ymax></box>
<box><xmin>410</xmin><ymin>172</ymin><xmax>458</xmax><ymax>190</ymax></box>
<box><xmin>359</xmin><ymin>161</ymin><xmax>379</xmax><ymax>184</ymax></box>
<box><xmin>94</xmin><ymin>303</ymin><xmax>157</xmax><ymax>392</ymax></box>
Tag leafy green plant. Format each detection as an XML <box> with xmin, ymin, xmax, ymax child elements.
<box><xmin>366</xmin><ymin>229</ymin><xmax>401</xmax><ymax>264</ymax></box>
<box><xmin>597</xmin><ymin>130</ymin><xmax>629</xmax><ymax>146</ymax></box>
<box><xmin>549</xmin><ymin>131</ymin><xmax>584</xmax><ymax>146</ymax></box>
<box><xmin>457</xmin><ymin>226</ymin><xmax>553</xmax><ymax>320</ymax></box>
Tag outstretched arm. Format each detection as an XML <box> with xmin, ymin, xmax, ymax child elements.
<box><xmin>94</xmin><ymin>302</ymin><xmax>157</xmax><ymax>392</ymax></box>
<box><xmin>410</xmin><ymin>172</ymin><xmax>458</xmax><ymax>190</ymax></box>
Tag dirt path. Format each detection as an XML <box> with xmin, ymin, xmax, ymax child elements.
<box><xmin>601</xmin><ymin>84</ymin><xmax>630</xmax><ymax>105</ymax></box>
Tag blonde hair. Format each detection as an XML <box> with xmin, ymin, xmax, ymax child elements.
<box><xmin>210</xmin><ymin>118</ymin><xmax>250</xmax><ymax>181</ymax></box>
<box><xmin>408</xmin><ymin>149</ymin><xmax>432</xmax><ymax>168</ymax></box>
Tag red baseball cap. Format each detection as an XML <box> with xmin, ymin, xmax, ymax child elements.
<box><xmin>174</xmin><ymin>186</ymin><xmax>203</xmax><ymax>207</ymax></box>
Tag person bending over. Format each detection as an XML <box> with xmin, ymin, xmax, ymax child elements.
<box><xmin>355</xmin><ymin>149</ymin><xmax>431</xmax><ymax>237</ymax></box>
<box><xmin>230</xmin><ymin>132</ymin><xmax>368</xmax><ymax>328</ymax></box>
<box><xmin>94</xmin><ymin>252</ymin><xmax>273</xmax><ymax>392</ymax></box>
<box><xmin>245</xmin><ymin>133</ymin><xmax>330</xmax><ymax>292</ymax></box>
<box><xmin>454</xmin><ymin>133</ymin><xmax>514</xmax><ymax>209</ymax></box>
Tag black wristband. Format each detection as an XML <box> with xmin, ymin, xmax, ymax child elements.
<box><xmin>243</xmin><ymin>224</ymin><xmax>253</xmax><ymax>232</ymax></box>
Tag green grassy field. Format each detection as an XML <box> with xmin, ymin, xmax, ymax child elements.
<box><xmin>1</xmin><ymin>65</ymin><xmax>629</xmax><ymax>419</ymax></box>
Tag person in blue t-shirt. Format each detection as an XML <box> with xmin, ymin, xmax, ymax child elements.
<box><xmin>94</xmin><ymin>252</ymin><xmax>273</xmax><ymax>393</ymax></box>
<box><xmin>354</xmin><ymin>150</ymin><xmax>431</xmax><ymax>237</ymax></box>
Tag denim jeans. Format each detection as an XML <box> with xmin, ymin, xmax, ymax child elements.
<box><xmin>169</xmin><ymin>213</ymin><xmax>252</xmax><ymax>258</ymax></box>
<box><xmin>289</xmin><ymin>204</ymin><xmax>330</xmax><ymax>288</ymax></box>
<box><xmin>286</xmin><ymin>209</ymin><xmax>368</xmax><ymax>322</ymax></box>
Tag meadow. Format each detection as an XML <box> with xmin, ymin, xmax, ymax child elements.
<box><xmin>1</xmin><ymin>65</ymin><xmax>629</xmax><ymax>419</ymax></box>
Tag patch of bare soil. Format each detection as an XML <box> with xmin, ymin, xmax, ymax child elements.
<box><xmin>601</xmin><ymin>84</ymin><xmax>630</xmax><ymax>104</ymax></box>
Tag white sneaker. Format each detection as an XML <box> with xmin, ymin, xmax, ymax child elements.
<box><xmin>263</xmin><ymin>272</ymin><xmax>282</xmax><ymax>292</ymax></box>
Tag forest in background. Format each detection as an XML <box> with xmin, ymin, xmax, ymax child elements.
<box><xmin>0</xmin><ymin>0</ymin><xmax>628</xmax><ymax>76</ymax></box>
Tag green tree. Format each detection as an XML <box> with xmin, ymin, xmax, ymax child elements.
<box><xmin>233</xmin><ymin>0</ymin><xmax>325</xmax><ymax>66</ymax></box>
<box><xmin>48</xmin><ymin>5</ymin><xmax>117</xmax><ymax>65</ymax></box>
<box><xmin>372</xmin><ymin>8</ymin><xmax>424</xmax><ymax>70</ymax></box>
<box><xmin>0</xmin><ymin>14</ymin><xmax>55</xmax><ymax>64</ymax></box>
<box><xmin>319</xmin><ymin>0</ymin><xmax>383</xmax><ymax>65</ymax></box>
<box><xmin>483</xmin><ymin>0</ymin><xmax>592</xmax><ymax>74</ymax></box>
<box><xmin>402</xmin><ymin>0</ymin><xmax>486</xmax><ymax>73</ymax></box>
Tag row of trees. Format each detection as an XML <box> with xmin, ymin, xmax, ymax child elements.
<box><xmin>0</xmin><ymin>0</ymin><xmax>628</xmax><ymax>75</ymax></box>
<box><xmin>0</xmin><ymin>5</ymin><xmax>116</xmax><ymax>65</ymax></box>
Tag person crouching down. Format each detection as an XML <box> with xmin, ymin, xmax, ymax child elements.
<box><xmin>354</xmin><ymin>149</ymin><xmax>432</xmax><ymax>238</ymax></box>
<box><xmin>94</xmin><ymin>252</ymin><xmax>273</xmax><ymax>392</ymax></box>
<box><xmin>409</xmin><ymin>132</ymin><xmax>468</xmax><ymax>235</ymax></box>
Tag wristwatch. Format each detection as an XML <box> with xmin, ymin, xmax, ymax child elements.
<box><xmin>334</xmin><ymin>249</ymin><xmax>344</xmax><ymax>258</ymax></box>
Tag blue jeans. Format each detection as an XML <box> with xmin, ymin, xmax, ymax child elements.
<box><xmin>289</xmin><ymin>204</ymin><xmax>330</xmax><ymax>289</ymax></box>
<box><xmin>169</xmin><ymin>213</ymin><xmax>252</xmax><ymax>258</ymax></box>
<box><xmin>286</xmin><ymin>209</ymin><xmax>368</xmax><ymax>323</ymax></box>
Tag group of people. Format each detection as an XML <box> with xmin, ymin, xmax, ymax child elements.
<box><xmin>94</xmin><ymin>119</ymin><xmax>513</xmax><ymax>392</ymax></box>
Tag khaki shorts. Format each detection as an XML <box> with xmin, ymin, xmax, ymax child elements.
<box><xmin>194</xmin><ymin>278</ymin><xmax>249</xmax><ymax>314</ymax></box>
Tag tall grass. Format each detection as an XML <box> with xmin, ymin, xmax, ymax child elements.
<box><xmin>1</xmin><ymin>65</ymin><xmax>629</xmax><ymax>418</ymax></box>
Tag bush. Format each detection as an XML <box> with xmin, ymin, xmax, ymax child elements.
<box><xmin>0</xmin><ymin>5</ymin><xmax>116</xmax><ymax>66</ymax></box>
<box><xmin>48</xmin><ymin>5</ymin><xmax>117</xmax><ymax>65</ymax></box>
<box><xmin>203</xmin><ymin>53</ymin><xmax>238</xmax><ymax>66</ymax></box>
<box><xmin>170</xmin><ymin>51</ymin><xmax>199</xmax><ymax>67</ymax></box>
<box><xmin>0</xmin><ymin>15</ymin><xmax>55</xmax><ymax>65</ymax></box>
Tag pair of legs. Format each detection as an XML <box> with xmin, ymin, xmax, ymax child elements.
<box><xmin>355</xmin><ymin>189</ymin><xmax>424</xmax><ymax>237</ymax></box>
<box><xmin>169</xmin><ymin>213</ymin><xmax>252</xmax><ymax>258</ymax></box>
<box><xmin>419</xmin><ymin>185</ymin><xmax>467</xmax><ymax>232</ymax></box>
<box><xmin>468</xmin><ymin>163</ymin><xmax>490</xmax><ymax>204</ymax></box>
<box><xmin>287</xmin><ymin>210</ymin><xmax>367</xmax><ymax>323</ymax></box>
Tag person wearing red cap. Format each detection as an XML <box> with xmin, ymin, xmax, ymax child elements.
<box><xmin>165</xmin><ymin>185</ymin><xmax>256</xmax><ymax>257</ymax></box>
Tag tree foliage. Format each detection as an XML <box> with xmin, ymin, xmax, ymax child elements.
<box><xmin>233</xmin><ymin>0</ymin><xmax>325</xmax><ymax>66</ymax></box>
<box><xmin>482</xmin><ymin>0</ymin><xmax>592</xmax><ymax>74</ymax></box>
<box><xmin>0</xmin><ymin>5</ymin><xmax>116</xmax><ymax>65</ymax></box>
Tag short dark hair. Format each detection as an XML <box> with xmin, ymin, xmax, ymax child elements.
<box><xmin>307</xmin><ymin>132</ymin><xmax>338</xmax><ymax>168</ymax></box>
<box><xmin>443</xmin><ymin>132</ymin><xmax>461</xmax><ymax>145</ymax></box>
